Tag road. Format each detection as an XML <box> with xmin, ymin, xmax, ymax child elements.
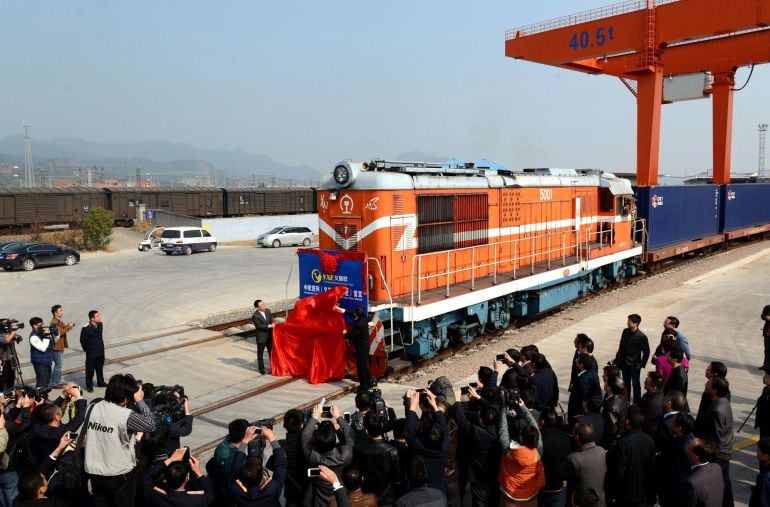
<box><xmin>1</xmin><ymin>245</ymin><xmax>301</xmax><ymax>341</ymax></box>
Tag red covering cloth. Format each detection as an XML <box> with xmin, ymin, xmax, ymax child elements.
<box><xmin>271</xmin><ymin>286</ymin><xmax>348</xmax><ymax>384</ymax></box>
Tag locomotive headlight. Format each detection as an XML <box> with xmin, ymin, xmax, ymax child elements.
<box><xmin>334</xmin><ymin>165</ymin><xmax>350</xmax><ymax>185</ymax></box>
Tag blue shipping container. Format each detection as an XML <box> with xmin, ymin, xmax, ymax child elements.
<box><xmin>634</xmin><ymin>185</ymin><xmax>721</xmax><ymax>251</ymax></box>
<box><xmin>721</xmin><ymin>183</ymin><xmax>770</xmax><ymax>231</ymax></box>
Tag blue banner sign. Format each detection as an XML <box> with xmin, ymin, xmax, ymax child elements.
<box><xmin>298</xmin><ymin>249</ymin><xmax>368</xmax><ymax>314</ymax></box>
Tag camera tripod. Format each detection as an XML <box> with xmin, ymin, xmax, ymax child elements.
<box><xmin>2</xmin><ymin>341</ymin><xmax>26</xmax><ymax>390</ymax></box>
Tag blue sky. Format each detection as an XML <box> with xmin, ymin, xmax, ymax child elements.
<box><xmin>2</xmin><ymin>1</ymin><xmax>769</xmax><ymax>177</ymax></box>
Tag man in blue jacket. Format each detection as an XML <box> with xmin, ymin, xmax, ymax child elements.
<box><xmin>28</xmin><ymin>317</ymin><xmax>53</xmax><ymax>389</ymax></box>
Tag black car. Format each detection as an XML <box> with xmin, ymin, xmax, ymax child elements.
<box><xmin>0</xmin><ymin>243</ymin><xmax>80</xmax><ymax>271</ymax></box>
<box><xmin>0</xmin><ymin>241</ymin><xmax>28</xmax><ymax>252</ymax></box>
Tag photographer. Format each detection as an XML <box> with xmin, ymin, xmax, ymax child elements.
<box><xmin>0</xmin><ymin>319</ymin><xmax>22</xmax><ymax>391</ymax></box>
<box><xmin>0</xmin><ymin>389</ymin><xmax>45</xmax><ymax>505</ymax></box>
<box><xmin>301</xmin><ymin>403</ymin><xmax>354</xmax><ymax>507</ymax></box>
<box><xmin>497</xmin><ymin>391</ymin><xmax>545</xmax><ymax>506</ymax></box>
<box><xmin>353</xmin><ymin>410</ymin><xmax>400</xmax><ymax>504</ymax></box>
<box><xmin>84</xmin><ymin>373</ymin><xmax>155</xmax><ymax>507</ymax></box>
<box><xmin>207</xmin><ymin>419</ymin><xmax>260</xmax><ymax>503</ymax></box>
<box><xmin>403</xmin><ymin>389</ymin><xmax>449</xmax><ymax>499</ymax></box>
<box><xmin>228</xmin><ymin>426</ymin><xmax>287</xmax><ymax>506</ymax></box>
<box><xmin>143</xmin><ymin>447</ymin><xmax>213</xmax><ymax>507</ymax></box>
<box><xmin>32</xmin><ymin>384</ymin><xmax>86</xmax><ymax>466</ymax></box>
<box><xmin>16</xmin><ymin>432</ymin><xmax>74</xmax><ymax>507</ymax></box>
<box><xmin>277</xmin><ymin>409</ymin><xmax>307</xmax><ymax>507</ymax></box>
<box><xmin>350</xmin><ymin>390</ymin><xmax>396</xmax><ymax>446</ymax></box>
<box><xmin>29</xmin><ymin>318</ymin><xmax>54</xmax><ymax>389</ymax></box>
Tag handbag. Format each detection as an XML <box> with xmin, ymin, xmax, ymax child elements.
<box><xmin>58</xmin><ymin>402</ymin><xmax>96</xmax><ymax>490</ymax></box>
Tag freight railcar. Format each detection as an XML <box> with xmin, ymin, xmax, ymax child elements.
<box><xmin>222</xmin><ymin>187</ymin><xmax>316</xmax><ymax>216</ymax></box>
<box><xmin>105</xmin><ymin>187</ymin><xmax>224</xmax><ymax>225</ymax></box>
<box><xmin>0</xmin><ymin>188</ymin><xmax>108</xmax><ymax>227</ymax></box>
<box><xmin>318</xmin><ymin>160</ymin><xmax>643</xmax><ymax>358</ymax></box>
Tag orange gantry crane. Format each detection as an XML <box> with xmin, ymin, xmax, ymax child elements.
<box><xmin>505</xmin><ymin>0</ymin><xmax>770</xmax><ymax>185</ymax></box>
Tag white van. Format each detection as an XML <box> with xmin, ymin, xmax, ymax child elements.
<box><xmin>160</xmin><ymin>227</ymin><xmax>217</xmax><ymax>255</ymax></box>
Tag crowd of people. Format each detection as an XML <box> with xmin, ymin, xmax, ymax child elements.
<box><xmin>0</xmin><ymin>308</ymin><xmax>768</xmax><ymax>507</ymax></box>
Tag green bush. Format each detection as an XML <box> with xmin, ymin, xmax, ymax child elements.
<box><xmin>82</xmin><ymin>207</ymin><xmax>113</xmax><ymax>250</ymax></box>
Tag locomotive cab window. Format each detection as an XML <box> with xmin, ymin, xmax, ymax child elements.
<box><xmin>599</xmin><ymin>189</ymin><xmax>614</xmax><ymax>213</ymax></box>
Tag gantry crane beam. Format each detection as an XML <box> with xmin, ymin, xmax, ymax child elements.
<box><xmin>505</xmin><ymin>0</ymin><xmax>770</xmax><ymax>185</ymax></box>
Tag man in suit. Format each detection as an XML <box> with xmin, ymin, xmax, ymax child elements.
<box><xmin>557</xmin><ymin>422</ymin><xmax>607</xmax><ymax>507</ymax></box>
<box><xmin>568</xmin><ymin>353</ymin><xmax>602</xmax><ymax>423</ymax></box>
<box><xmin>695</xmin><ymin>376</ymin><xmax>734</xmax><ymax>507</ymax></box>
<box><xmin>252</xmin><ymin>299</ymin><xmax>275</xmax><ymax>375</ymax></box>
<box><xmin>681</xmin><ymin>438</ymin><xmax>724</xmax><ymax>507</ymax></box>
<box><xmin>79</xmin><ymin>309</ymin><xmax>105</xmax><ymax>393</ymax></box>
<box><xmin>335</xmin><ymin>305</ymin><xmax>372</xmax><ymax>390</ymax></box>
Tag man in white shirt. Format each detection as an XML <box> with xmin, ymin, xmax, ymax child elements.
<box><xmin>28</xmin><ymin>317</ymin><xmax>53</xmax><ymax>389</ymax></box>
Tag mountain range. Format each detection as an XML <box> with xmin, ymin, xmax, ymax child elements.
<box><xmin>0</xmin><ymin>135</ymin><xmax>322</xmax><ymax>183</ymax></box>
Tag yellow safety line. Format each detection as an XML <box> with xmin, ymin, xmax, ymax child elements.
<box><xmin>734</xmin><ymin>435</ymin><xmax>759</xmax><ymax>451</ymax></box>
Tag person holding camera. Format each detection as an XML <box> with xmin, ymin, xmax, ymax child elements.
<box><xmin>80</xmin><ymin>310</ymin><xmax>106</xmax><ymax>393</ymax></box>
<box><xmin>84</xmin><ymin>373</ymin><xmax>156</xmax><ymax>507</ymax></box>
<box><xmin>403</xmin><ymin>389</ymin><xmax>449</xmax><ymax>499</ymax></box>
<box><xmin>29</xmin><ymin>317</ymin><xmax>54</xmax><ymax>390</ymax></box>
<box><xmin>0</xmin><ymin>320</ymin><xmax>22</xmax><ymax>391</ymax></box>
<box><xmin>143</xmin><ymin>447</ymin><xmax>213</xmax><ymax>507</ymax></box>
<box><xmin>49</xmin><ymin>305</ymin><xmax>74</xmax><ymax>389</ymax></box>
<box><xmin>228</xmin><ymin>425</ymin><xmax>287</xmax><ymax>506</ymax></box>
<box><xmin>353</xmin><ymin>410</ymin><xmax>401</xmax><ymax>505</ymax></box>
<box><xmin>32</xmin><ymin>385</ymin><xmax>86</xmax><ymax>466</ymax></box>
<box><xmin>301</xmin><ymin>403</ymin><xmax>354</xmax><ymax>507</ymax></box>
<box><xmin>207</xmin><ymin>419</ymin><xmax>261</xmax><ymax>503</ymax></box>
<box><xmin>15</xmin><ymin>431</ymin><xmax>74</xmax><ymax>507</ymax></box>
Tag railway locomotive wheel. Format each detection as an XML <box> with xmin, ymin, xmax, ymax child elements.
<box><xmin>64</xmin><ymin>255</ymin><xmax>77</xmax><ymax>266</ymax></box>
<box><xmin>22</xmin><ymin>259</ymin><xmax>36</xmax><ymax>271</ymax></box>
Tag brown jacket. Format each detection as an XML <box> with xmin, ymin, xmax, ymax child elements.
<box><xmin>347</xmin><ymin>489</ymin><xmax>378</xmax><ymax>507</ymax></box>
<box><xmin>50</xmin><ymin>317</ymin><xmax>74</xmax><ymax>351</ymax></box>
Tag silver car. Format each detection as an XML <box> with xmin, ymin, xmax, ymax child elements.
<box><xmin>257</xmin><ymin>226</ymin><xmax>313</xmax><ymax>248</ymax></box>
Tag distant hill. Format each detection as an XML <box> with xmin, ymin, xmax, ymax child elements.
<box><xmin>0</xmin><ymin>136</ymin><xmax>322</xmax><ymax>183</ymax></box>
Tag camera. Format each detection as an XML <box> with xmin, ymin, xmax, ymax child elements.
<box><xmin>253</xmin><ymin>418</ymin><xmax>274</xmax><ymax>430</ymax></box>
<box><xmin>0</xmin><ymin>319</ymin><xmax>24</xmax><ymax>333</ymax></box>
<box><xmin>500</xmin><ymin>387</ymin><xmax>521</xmax><ymax>407</ymax></box>
<box><xmin>496</xmin><ymin>353</ymin><xmax>507</xmax><ymax>362</ymax></box>
<box><xmin>40</xmin><ymin>326</ymin><xmax>58</xmax><ymax>336</ymax></box>
<box><xmin>369</xmin><ymin>385</ymin><xmax>386</xmax><ymax>419</ymax></box>
<box><xmin>321</xmin><ymin>406</ymin><xmax>333</xmax><ymax>419</ymax></box>
<box><xmin>147</xmin><ymin>385</ymin><xmax>187</xmax><ymax>424</ymax></box>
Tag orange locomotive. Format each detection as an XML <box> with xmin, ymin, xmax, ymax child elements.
<box><xmin>318</xmin><ymin>160</ymin><xmax>643</xmax><ymax>358</ymax></box>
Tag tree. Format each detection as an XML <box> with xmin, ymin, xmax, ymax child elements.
<box><xmin>82</xmin><ymin>207</ymin><xmax>113</xmax><ymax>250</ymax></box>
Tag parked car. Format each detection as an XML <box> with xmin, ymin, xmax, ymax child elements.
<box><xmin>0</xmin><ymin>241</ymin><xmax>28</xmax><ymax>252</ymax></box>
<box><xmin>0</xmin><ymin>243</ymin><xmax>80</xmax><ymax>271</ymax></box>
<box><xmin>257</xmin><ymin>226</ymin><xmax>313</xmax><ymax>248</ymax></box>
<box><xmin>138</xmin><ymin>227</ymin><xmax>164</xmax><ymax>252</ymax></box>
<box><xmin>160</xmin><ymin>227</ymin><xmax>217</xmax><ymax>255</ymax></box>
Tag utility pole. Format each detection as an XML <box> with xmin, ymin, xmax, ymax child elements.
<box><xmin>22</xmin><ymin>120</ymin><xmax>34</xmax><ymax>187</ymax></box>
<box><xmin>757</xmin><ymin>123</ymin><xmax>767</xmax><ymax>178</ymax></box>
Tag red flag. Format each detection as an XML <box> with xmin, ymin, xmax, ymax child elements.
<box><xmin>271</xmin><ymin>286</ymin><xmax>348</xmax><ymax>384</ymax></box>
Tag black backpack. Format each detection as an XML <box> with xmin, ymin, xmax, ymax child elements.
<box><xmin>4</xmin><ymin>429</ymin><xmax>38</xmax><ymax>473</ymax></box>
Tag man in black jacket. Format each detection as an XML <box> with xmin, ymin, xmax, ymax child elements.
<box><xmin>353</xmin><ymin>411</ymin><xmax>400</xmax><ymax>504</ymax></box>
<box><xmin>615</xmin><ymin>313</ymin><xmax>650</xmax><ymax>405</ymax></box>
<box><xmin>32</xmin><ymin>385</ymin><xmax>87</xmax><ymax>466</ymax></box>
<box><xmin>79</xmin><ymin>310</ymin><xmax>105</xmax><ymax>392</ymax></box>
<box><xmin>606</xmin><ymin>406</ymin><xmax>656</xmax><ymax>506</ymax></box>
<box><xmin>639</xmin><ymin>372</ymin><xmax>664</xmax><ymax>436</ymax></box>
<box><xmin>695</xmin><ymin>376</ymin><xmax>734</xmax><ymax>507</ymax></box>
<box><xmin>336</xmin><ymin>306</ymin><xmax>372</xmax><ymax>390</ymax></box>
<box><xmin>452</xmin><ymin>387</ymin><xmax>501</xmax><ymax>507</ymax></box>
<box><xmin>404</xmin><ymin>389</ymin><xmax>449</xmax><ymax>498</ymax></box>
<box><xmin>601</xmin><ymin>374</ymin><xmax>628</xmax><ymax>451</ymax></box>
<box><xmin>532</xmin><ymin>353</ymin><xmax>559</xmax><ymax>411</ymax></box>
<box><xmin>277</xmin><ymin>409</ymin><xmax>307</xmax><ymax>507</ymax></box>
<box><xmin>568</xmin><ymin>354</ymin><xmax>602</xmax><ymax>423</ymax></box>
<box><xmin>538</xmin><ymin>408</ymin><xmax>571</xmax><ymax>507</ymax></box>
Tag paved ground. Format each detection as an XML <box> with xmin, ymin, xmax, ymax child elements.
<box><xmin>1</xmin><ymin>241</ymin><xmax>303</xmax><ymax>338</ymax></box>
<box><xmin>513</xmin><ymin>247</ymin><xmax>770</xmax><ymax>505</ymax></box>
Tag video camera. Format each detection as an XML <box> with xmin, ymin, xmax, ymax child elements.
<box><xmin>0</xmin><ymin>319</ymin><xmax>24</xmax><ymax>341</ymax></box>
<box><xmin>147</xmin><ymin>384</ymin><xmax>187</xmax><ymax>424</ymax></box>
<box><xmin>253</xmin><ymin>418</ymin><xmax>274</xmax><ymax>430</ymax></box>
<box><xmin>2</xmin><ymin>386</ymin><xmax>50</xmax><ymax>405</ymax></box>
<box><xmin>499</xmin><ymin>386</ymin><xmax>521</xmax><ymax>408</ymax></box>
<box><xmin>368</xmin><ymin>383</ymin><xmax>387</xmax><ymax>419</ymax></box>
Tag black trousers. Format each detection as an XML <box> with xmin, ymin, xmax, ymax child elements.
<box><xmin>257</xmin><ymin>339</ymin><xmax>272</xmax><ymax>373</ymax></box>
<box><xmin>714</xmin><ymin>456</ymin><xmax>734</xmax><ymax>507</ymax></box>
<box><xmin>764</xmin><ymin>334</ymin><xmax>770</xmax><ymax>368</ymax></box>
<box><xmin>354</xmin><ymin>341</ymin><xmax>371</xmax><ymax>389</ymax></box>
<box><xmin>90</xmin><ymin>472</ymin><xmax>136</xmax><ymax>507</ymax></box>
<box><xmin>85</xmin><ymin>354</ymin><xmax>105</xmax><ymax>389</ymax></box>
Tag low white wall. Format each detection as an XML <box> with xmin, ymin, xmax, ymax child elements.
<box><xmin>201</xmin><ymin>214</ymin><xmax>318</xmax><ymax>242</ymax></box>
